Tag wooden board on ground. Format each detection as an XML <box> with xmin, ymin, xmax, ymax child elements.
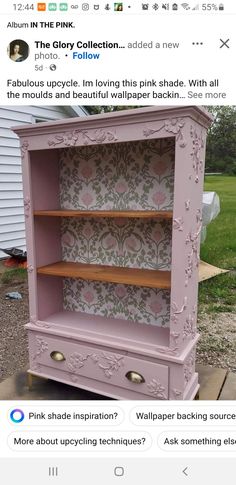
<box><xmin>199</xmin><ymin>260</ymin><xmax>229</xmax><ymax>282</ymax></box>
<box><xmin>196</xmin><ymin>363</ymin><xmax>227</xmax><ymax>400</ymax></box>
<box><xmin>218</xmin><ymin>372</ymin><xmax>236</xmax><ymax>400</ymax></box>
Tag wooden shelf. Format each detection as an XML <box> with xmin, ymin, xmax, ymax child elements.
<box><xmin>34</xmin><ymin>210</ymin><xmax>173</xmax><ymax>219</ymax></box>
<box><xmin>37</xmin><ymin>261</ymin><xmax>171</xmax><ymax>289</ymax></box>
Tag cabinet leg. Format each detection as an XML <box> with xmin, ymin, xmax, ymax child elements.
<box><xmin>27</xmin><ymin>373</ymin><xmax>48</xmax><ymax>390</ymax></box>
<box><xmin>194</xmin><ymin>390</ymin><xmax>200</xmax><ymax>400</ymax></box>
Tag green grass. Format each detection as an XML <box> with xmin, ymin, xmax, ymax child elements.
<box><xmin>201</xmin><ymin>176</ymin><xmax>236</xmax><ymax>269</ymax></box>
<box><xmin>199</xmin><ymin>175</ymin><xmax>236</xmax><ymax>313</ymax></box>
<box><xmin>199</xmin><ymin>273</ymin><xmax>236</xmax><ymax>313</ymax></box>
<box><xmin>1</xmin><ymin>268</ymin><xmax>27</xmax><ymax>285</ymax></box>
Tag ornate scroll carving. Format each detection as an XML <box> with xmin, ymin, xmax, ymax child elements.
<box><xmin>185</xmin><ymin>200</ymin><xmax>190</xmax><ymax>211</ymax></box>
<box><xmin>24</xmin><ymin>196</ymin><xmax>31</xmax><ymax>218</ymax></box>
<box><xmin>98</xmin><ymin>352</ymin><xmax>124</xmax><ymax>378</ymax></box>
<box><xmin>48</xmin><ymin>129</ymin><xmax>118</xmax><ymax>147</ymax></box>
<box><xmin>172</xmin><ymin>388</ymin><xmax>183</xmax><ymax>399</ymax></box>
<box><xmin>143</xmin><ymin>118</ymin><xmax>186</xmax><ymax>147</ymax></box>
<box><xmin>67</xmin><ymin>352</ymin><xmax>95</xmax><ymax>373</ymax></box>
<box><xmin>34</xmin><ymin>336</ymin><xmax>48</xmax><ymax>357</ymax></box>
<box><xmin>27</xmin><ymin>265</ymin><xmax>34</xmax><ymax>273</ymax></box>
<box><xmin>173</xmin><ymin>217</ymin><xmax>184</xmax><ymax>231</ymax></box>
<box><xmin>31</xmin><ymin>336</ymin><xmax>48</xmax><ymax>371</ymax></box>
<box><xmin>171</xmin><ymin>296</ymin><xmax>188</xmax><ymax>324</ymax></box>
<box><xmin>67</xmin><ymin>351</ymin><xmax>124</xmax><ymax>379</ymax></box>
<box><xmin>190</xmin><ymin>126</ymin><xmax>204</xmax><ymax>183</ymax></box>
<box><xmin>185</xmin><ymin>211</ymin><xmax>202</xmax><ymax>286</ymax></box>
<box><xmin>20</xmin><ymin>140</ymin><xmax>29</xmax><ymax>159</ymax></box>
<box><xmin>170</xmin><ymin>331</ymin><xmax>180</xmax><ymax>346</ymax></box>
<box><xmin>184</xmin><ymin>351</ymin><xmax>195</xmax><ymax>384</ymax></box>
<box><xmin>147</xmin><ymin>378</ymin><xmax>167</xmax><ymax>399</ymax></box>
<box><xmin>183</xmin><ymin>306</ymin><xmax>197</xmax><ymax>340</ymax></box>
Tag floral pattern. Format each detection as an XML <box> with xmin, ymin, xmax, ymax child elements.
<box><xmin>146</xmin><ymin>378</ymin><xmax>167</xmax><ymax>399</ymax></box>
<box><xmin>59</xmin><ymin>138</ymin><xmax>175</xmax><ymax>210</ymax></box>
<box><xmin>59</xmin><ymin>138</ymin><xmax>174</xmax><ymax>329</ymax></box>
<box><xmin>63</xmin><ymin>278</ymin><xmax>170</xmax><ymax>327</ymax></box>
<box><xmin>61</xmin><ymin>218</ymin><xmax>172</xmax><ymax>270</ymax></box>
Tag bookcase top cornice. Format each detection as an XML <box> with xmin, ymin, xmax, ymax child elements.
<box><xmin>12</xmin><ymin>105</ymin><xmax>213</xmax><ymax>137</ymax></box>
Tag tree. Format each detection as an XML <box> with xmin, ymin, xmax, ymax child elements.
<box><xmin>83</xmin><ymin>106</ymin><xmax>140</xmax><ymax>115</ymax></box>
<box><xmin>205</xmin><ymin>106</ymin><xmax>236</xmax><ymax>174</ymax></box>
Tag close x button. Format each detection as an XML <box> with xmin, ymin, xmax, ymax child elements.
<box><xmin>219</xmin><ymin>38</ymin><xmax>230</xmax><ymax>48</ymax></box>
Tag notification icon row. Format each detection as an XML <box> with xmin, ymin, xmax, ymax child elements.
<box><xmin>37</xmin><ymin>2</ymin><xmax>125</xmax><ymax>11</ymax></box>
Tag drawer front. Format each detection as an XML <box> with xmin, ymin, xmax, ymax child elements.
<box><xmin>29</xmin><ymin>332</ymin><xmax>169</xmax><ymax>399</ymax></box>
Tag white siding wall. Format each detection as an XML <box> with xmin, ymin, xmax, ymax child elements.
<box><xmin>0</xmin><ymin>105</ymin><xmax>86</xmax><ymax>258</ymax></box>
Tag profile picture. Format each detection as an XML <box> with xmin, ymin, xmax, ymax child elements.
<box><xmin>114</xmin><ymin>3</ymin><xmax>123</xmax><ymax>11</ymax></box>
<box><xmin>8</xmin><ymin>40</ymin><xmax>29</xmax><ymax>62</ymax></box>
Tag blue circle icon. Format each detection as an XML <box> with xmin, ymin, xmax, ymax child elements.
<box><xmin>10</xmin><ymin>409</ymin><xmax>25</xmax><ymax>423</ymax></box>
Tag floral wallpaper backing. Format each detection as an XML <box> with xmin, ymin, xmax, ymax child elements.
<box><xmin>63</xmin><ymin>278</ymin><xmax>170</xmax><ymax>327</ymax></box>
<box><xmin>60</xmin><ymin>137</ymin><xmax>174</xmax><ymax>328</ymax></box>
<box><xmin>59</xmin><ymin>138</ymin><xmax>175</xmax><ymax>210</ymax></box>
<box><xmin>61</xmin><ymin>218</ymin><xmax>172</xmax><ymax>270</ymax></box>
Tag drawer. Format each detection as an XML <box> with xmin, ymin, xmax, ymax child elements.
<box><xmin>29</xmin><ymin>331</ymin><xmax>169</xmax><ymax>399</ymax></box>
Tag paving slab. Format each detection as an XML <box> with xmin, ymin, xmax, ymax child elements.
<box><xmin>0</xmin><ymin>368</ymin><xmax>111</xmax><ymax>400</ymax></box>
<box><xmin>218</xmin><ymin>372</ymin><xmax>236</xmax><ymax>400</ymax></box>
<box><xmin>196</xmin><ymin>363</ymin><xmax>227</xmax><ymax>400</ymax></box>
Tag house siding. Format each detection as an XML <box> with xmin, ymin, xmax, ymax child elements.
<box><xmin>0</xmin><ymin>105</ymin><xmax>87</xmax><ymax>258</ymax></box>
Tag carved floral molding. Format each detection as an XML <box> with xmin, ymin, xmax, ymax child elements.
<box><xmin>24</xmin><ymin>197</ymin><xmax>31</xmax><ymax>218</ymax></box>
<box><xmin>67</xmin><ymin>350</ymin><xmax>124</xmax><ymax>379</ymax></box>
<box><xmin>184</xmin><ymin>350</ymin><xmax>195</xmax><ymax>385</ymax></box>
<box><xmin>171</xmin><ymin>297</ymin><xmax>188</xmax><ymax>324</ymax></box>
<box><xmin>20</xmin><ymin>140</ymin><xmax>29</xmax><ymax>159</ymax></box>
<box><xmin>147</xmin><ymin>378</ymin><xmax>167</xmax><ymax>400</ymax></box>
<box><xmin>173</xmin><ymin>217</ymin><xmax>184</xmax><ymax>231</ymax></box>
<box><xmin>171</xmin><ymin>388</ymin><xmax>183</xmax><ymax>399</ymax></box>
<box><xmin>183</xmin><ymin>305</ymin><xmax>197</xmax><ymax>340</ymax></box>
<box><xmin>190</xmin><ymin>125</ymin><xmax>204</xmax><ymax>183</ymax></box>
<box><xmin>143</xmin><ymin>118</ymin><xmax>187</xmax><ymax>147</ymax></box>
<box><xmin>185</xmin><ymin>211</ymin><xmax>202</xmax><ymax>287</ymax></box>
<box><xmin>31</xmin><ymin>336</ymin><xmax>48</xmax><ymax>371</ymax></box>
<box><xmin>48</xmin><ymin>129</ymin><xmax>118</xmax><ymax>147</ymax></box>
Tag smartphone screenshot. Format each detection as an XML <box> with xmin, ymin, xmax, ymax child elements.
<box><xmin>0</xmin><ymin>1</ymin><xmax>235</xmax><ymax>483</ymax></box>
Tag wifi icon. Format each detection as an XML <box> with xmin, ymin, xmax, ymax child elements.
<box><xmin>181</xmin><ymin>3</ymin><xmax>191</xmax><ymax>9</ymax></box>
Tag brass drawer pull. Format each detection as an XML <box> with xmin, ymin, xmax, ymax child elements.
<box><xmin>125</xmin><ymin>371</ymin><xmax>145</xmax><ymax>384</ymax></box>
<box><xmin>50</xmin><ymin>351</ymin><xmax>66</xmax><ymax>362</ymax></box>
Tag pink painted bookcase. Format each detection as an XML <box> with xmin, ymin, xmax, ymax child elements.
<box><xmin>13</xmin><ymin>106</ymin><xmax>213</xmax><ymax>400</ymax></box>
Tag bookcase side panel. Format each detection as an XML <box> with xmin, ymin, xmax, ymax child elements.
<box><xmin>30</xmin><ymin>149</ymin><xmax>60</xmax><ymax>210</ymax></box>
<box><xmin>170</xmin><ymin>118</ymin><xmax>207</xmax><ymax>354</ymax></box>
<box><xmin>19</xmin><ymin>140</ymin><xmax>37</xmax><ymax>321</ymax></box>
<box><xmin>34</xmin><ymin>217</ymin><xmax>62</xmax><ymax>267</ymax></box>
<box><xmin>29</xmin><ymin>149</ymin><xmax>62</xmax><ymax>322</ymax></box>
<box><xmin>37</xmin><ymin>275</ymin><xmax>63</xmax><ymax>321</ymax></box>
